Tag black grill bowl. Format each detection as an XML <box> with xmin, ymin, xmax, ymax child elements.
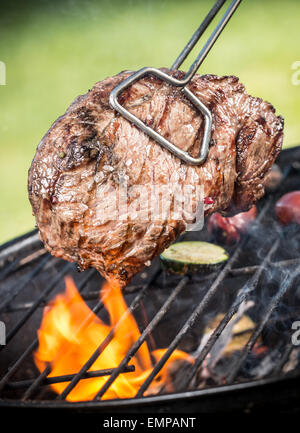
<box><xmin>1</xmin><ymin>146</ymin><xmax>300</xmax><ymax>416</ymax></box>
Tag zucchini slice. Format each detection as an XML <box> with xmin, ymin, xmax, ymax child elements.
<box><xmin>160</xmin><ymin>241</ymin><xmax>228</xmax><ymax>275</ymax></box>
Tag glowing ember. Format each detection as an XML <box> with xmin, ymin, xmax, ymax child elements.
<box><xmin>34</xmin><ymin>276</ymin><xmax>193</xmax><ymax>401</ymax></box>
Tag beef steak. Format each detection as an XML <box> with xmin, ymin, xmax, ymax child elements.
<box><xmin>28</xmin><ymin>69</ymin><xmax>284</xmax><ymax>287</ymax></box>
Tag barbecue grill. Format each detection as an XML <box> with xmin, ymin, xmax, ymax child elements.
<box><xmin>0</xmin><ymin>145</ymin><xmax>300</xmax><ymax>415</ymax></box>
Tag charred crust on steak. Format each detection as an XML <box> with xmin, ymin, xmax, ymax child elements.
<box><xmin>28</xmin><ymin>68</ymin><xmax>284</xmax><ymax>287</ymax></box>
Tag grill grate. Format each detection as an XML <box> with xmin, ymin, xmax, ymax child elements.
<box><xmin>0</xmin><ymin>147</ymin><xmax>300</xmax><ymax>408</ymax></box>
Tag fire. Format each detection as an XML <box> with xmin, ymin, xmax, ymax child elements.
<box><xmin>34</xmin><ymin>276</ymin><xmax>193</xmax><ymax>401</ymax></box>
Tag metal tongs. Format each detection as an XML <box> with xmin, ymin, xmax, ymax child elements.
<box><xmin>109</xmin><ymin>0</ymin><xmax>242</xmax><ymax>165</ymax></box>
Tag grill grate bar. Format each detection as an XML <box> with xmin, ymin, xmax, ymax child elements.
<box><xmin>4</xmin><ymin>257</ymin><xmax>299</xmax><ymax>314</ymax></box>
<box><xmin>1</xmin><ymin>263</ymin><xmax>74</xmax><ymax>348</ymax></box>
<box><xmin>22</xmin><ymin>364</ymin><xmax>52</xmax><ymax>401</ymax></box>
<box><xmin>7</xmin><ymin>365</ymin><xmax>135</xmax><ymax>390</ymax></box>
<box><xmin>1</xmin><ymin>155</ymin><xmax>299</xmax><ymax>404</ymax></box>
<box><xmin>135</xmin><ymin>244</ymin><xmax>248</xmax><ymax>396</ymax></box>
<box><xmin>226</xmin><ymin>269</ymin><xmax>299</xmax><ymax>384</ymax></box>
<box><xmin>178</xmin><ymin>239</ymin><xmax>280</xmax><ymax>391</ymax></box>
<box><xmin>272</xmin><ymin>343</ymin><xmax>295</xmax><ymax>376</ymax></box>
<box><xmin>0</xmin><ymin>256</ymin><xmax>22</xmax><ymax>281</ymax></box>
<box><xmin>6</xmin><ymin>284</ymin><xmax>146</xmax><ymax>312</ymax></box>
<box><xmin>0</xmin><ymin>248</ymin><xmax>46</xmax><ymax>281</ymax></box>
<box><xmin>0</xmin><ymin>254</ymin><xmax>51</xmax><ymax>314</ymax></box>
<box><xmin>83</xmin><ymin>198</ymin><xmax>269</xmax><ymax>399</ymax></box>
<box><xmin>229</xmin><ymin>258</ymin><xmax>300</xmax><ymax>277</ymax></box>
<box><xmin>21</xmin><ymin>277</ymin><xmax>110</xmax><ymax>401</ymax></box>
<box><xmin>0</xmin><ymin>230</ymin><xmax>40</xmax><ymax>263</ymax></box>
<box><xmin>134</xmin><ymin>199</ymin><xmax>273</xmax><ymax>397</ymax></box>
<box><xmin>56</xmin><ymin>267</ymin><xmax>162</xmax><ymax>400</ymax></box>
<box><xmin>0</xmin><ymin>267</ymin><xmax>96</xmax><ymax>396</ymax></box>
<box><xmin>0</xmin><ymin>339</ymin><xmax>38</xmax><ymax>394</ymax></box>
<box><xmin>92</xmin><ymin>276</ymin><xmax>189</xmax><ymax>401</ymax></box>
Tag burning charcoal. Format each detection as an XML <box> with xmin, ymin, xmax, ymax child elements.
<box><xmin>163</xmin><ymin>358</ymin><xmax>196</xmax><ymax>393</ymax></box>
<box><xmin>143</xmin><ymin>381</ymin><xmax>165</xmax><ymax>397</ymax></box>
<box><xmin>189</xmin><ymin>303</ymin><xmax>262</xmax><ymax>388</ymax></box>
<box><xmin>207</xmin><ymin>206</ymin><xmax>257</xmax><ymax>245</ymax></box>
<box><xmin>204</xmin><ymin>313</ymin><xmax>258</xmax><ymax>357</ymax></box>
<box><xmin>275</xmin><ymin>191</ymin><xmax>300</xmax><ymax>225</ymax></box>
<box><xmin>195</xmin><ymin>357</ymin><xmax>222</xmax><ymax>389</ymax></box>
<box><xmin>249</xmin><ymin>346</ymin><xmax>281</xmax><ymax>379</ymax></box>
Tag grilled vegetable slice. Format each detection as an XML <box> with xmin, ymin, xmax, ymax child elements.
<box><xmin>160</xmin><ymin>241</ymin><xmax>228</xmax><ymax>275</ymax></box>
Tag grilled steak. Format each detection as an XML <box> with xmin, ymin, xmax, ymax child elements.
<box><xmin>28</xmin><ymin>69</ymin><xmax>284</xmax><ymax>287</ymax></box>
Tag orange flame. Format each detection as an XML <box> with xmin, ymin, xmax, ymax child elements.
<box><xmin>34</xmin><ymin>276</ymin><xmax>193</xmax><ymax>401</ymax></box>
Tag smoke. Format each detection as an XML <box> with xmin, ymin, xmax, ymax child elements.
<box><xmin>148</xmin><ymin>191</ymin><xmax>300</xmax><ymax>389</ymax></box>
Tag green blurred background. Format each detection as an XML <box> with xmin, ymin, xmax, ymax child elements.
<box><xmin>0</xmin><ymin>0</ymin><xmax>299</xmax><ymax>244</ymax></box>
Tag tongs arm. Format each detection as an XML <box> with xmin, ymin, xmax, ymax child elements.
<box><xmin>109</xmin><ymin>0</ymin><xmax>242</xmax><ymax>165</ymax></box>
